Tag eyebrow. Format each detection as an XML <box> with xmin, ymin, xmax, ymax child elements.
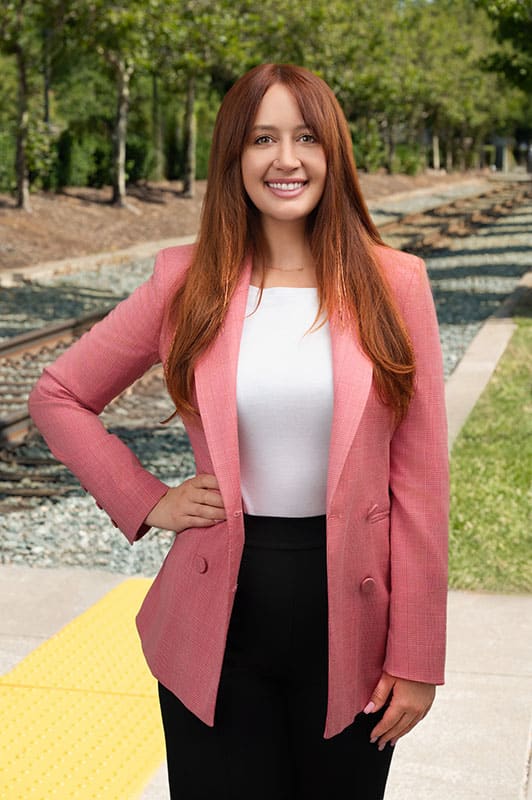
<box><xmin>250</xmin><ymin>124</ymin><xmax>311</xmax><ymax>133</ymax></box>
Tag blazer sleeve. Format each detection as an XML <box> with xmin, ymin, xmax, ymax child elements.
<box><xmin>28</xmin><ymin>249</ymin><xmax>178</xmax><ymax>544</ymax></box>
<box><xmin>383</xmin><ymin>256</ymin><xmax>449</xmax><ymax>685</ymax></box>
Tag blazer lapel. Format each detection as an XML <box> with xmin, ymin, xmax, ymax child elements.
<box><xmin>326</xmin><ymin>313</ymin><xmax>373</xmax><ymax>510</ymax></box>
<box><xmin>193</xmin><ymin>257</ymin><xmax>252</xmax><ymax>515</ymax></box>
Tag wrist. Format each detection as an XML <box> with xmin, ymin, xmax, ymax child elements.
<box><xmin>144</xmin><ymin>487</ymin><xmax>170</xmax><ymax>529</ymax></box>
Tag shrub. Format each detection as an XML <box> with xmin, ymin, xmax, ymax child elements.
<box><xmin>0</xmin><ymin>131</ymin><xmax>15</xmax><ymax>193</ymax></box>
<box><xmin>351</xmin><ymin>118</ymin><xmax>386</xmax><ymax>173</ymax></box>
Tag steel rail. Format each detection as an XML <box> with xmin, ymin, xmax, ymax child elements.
<box><xmin>0</xmin><ymin>308</ymin><xmax>112</xmax><ymax>442</ymax></box>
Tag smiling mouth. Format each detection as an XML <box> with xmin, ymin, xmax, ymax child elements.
<box><xmin>265</xmin><ymin>181</ymin><xmax>307</xmax><ymax>191</ymax></box>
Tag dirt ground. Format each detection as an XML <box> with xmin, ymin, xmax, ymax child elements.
<box><xmin>0</xmin><ymin>172</ymin><xmax>488</xmax><ymax>271</ymax></box>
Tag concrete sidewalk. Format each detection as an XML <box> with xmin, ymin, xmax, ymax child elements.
<box><xmin>1</xmin><ymin>565</ymin><xmax>530</xmax><ymax>800</ymax></box>
<box><xmin>368</xmin><ymin>176</ymin><xmax>493</xmax><ymax>227</ymax></box>
<box><xmin>386</xmin><ymin>591</ymin><xmax>532</xmax><ymax>800</ymax></box>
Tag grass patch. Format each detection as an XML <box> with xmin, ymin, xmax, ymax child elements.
<box><xmin>449</xmin><ymin>314</ymin><xmax>532</xmax><ymax>593</ymax></box>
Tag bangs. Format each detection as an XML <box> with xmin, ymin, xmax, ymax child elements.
<box><xmin>275</xmin><ymin>70</ymin><xmax>341</xmax><ymax>160</ymax></box>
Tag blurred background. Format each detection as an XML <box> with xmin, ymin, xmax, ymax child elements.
<box><xmin>1</xmin><ymin>0</ymin><xmax>531</xmax><ymax>211</ymax></box>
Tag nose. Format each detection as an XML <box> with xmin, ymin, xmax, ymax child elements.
<box><xmin>274</xmin><ymin>138</ymin><xmax>301</xmax><ymax>170</ymax></box>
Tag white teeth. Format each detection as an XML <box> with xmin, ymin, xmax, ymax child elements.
<box><xmin>267</xmin><ymin>182</ymin><xmax>304</xmax><ymax>191</ymax></box>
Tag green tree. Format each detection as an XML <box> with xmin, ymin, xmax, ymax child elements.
<box><xmin>479</xmin><ymin>0</ymin><xmax>532</xmax><ymax>91</ymax></box>
<box><xmin>0</xmin><ymin>0</ymin><xmax>40</xmax><ymax>209</ymax></box>
<box><xmin>151</xmin><ymin>0</ymin><xmax>252</xmax><ymax>197</ymax></box>
<box><xmin>68</xmin><ymin>0</ymin><xmax>157</xmax><ymax>206</ymax></box>
<box><xmin>2</xmin><ymin>0</ymin><xmax>531</xmax><ymax>199</ymax></box>
<box><xmin>0</xmin><ymin>53</ymin><xmax>17</xmax><ymax>191</ymax></box>
<box><xmin>0</xmin><ymin>0</ymin><xmax>74</xmax><ymax>206</ymax></box>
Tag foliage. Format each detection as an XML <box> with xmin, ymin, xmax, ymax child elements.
<box><xmin>55</xmin><ymin>129</ymin><xmax>112</xmax><ymax>187</ymax></box>
<box><xmin>479</xmin><ymin>0</ymin><xmax>532</xmax><ymax>91</ymax></box>
<box><xmin>449</xmin><ymin>315</ymin><xmax>532</xmax><ymax>593</ymax></box>
<box><xmin>26</xmin><ymin>118</ymin><xmax>59</xmax><ymax>189</ymax></box>
<box><xmin>0</xmin><ymin>131</ymin><xmax>15</xmax><ymax>191</ymax></box>
<box><xmin>393</xmin><ymin>143</ymin><xmax>425</xmax><ymax>175</ymax></box>
<box><xmin>0</xmin><ymin>0</ymin><xmax>531</xmax><ymax>195</ymax></box>
<box><xmin>351</xmin><ymin>119</ymin><xmax>387</xmax><ymax>173</ymax></box>
<box><xmin>0</xmin><ymin>53</ymin><xmax>16</xmax><ymax>190</ymax></box>
<box><xmin>194</xmin><ymin>93</ymin><xmax>219</xmax><ymax>179</ymax></box>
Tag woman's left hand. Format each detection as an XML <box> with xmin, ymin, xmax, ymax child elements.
<box><xmin>363</xmin><ymin>671</ymin><xmax>436</xmax><ymax>750</ymax></box>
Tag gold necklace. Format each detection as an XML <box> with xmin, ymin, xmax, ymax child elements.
<box><xmin>265</xmin><ymin>265</ymin><xmax>306</xmax><ymax>272</ymax></box>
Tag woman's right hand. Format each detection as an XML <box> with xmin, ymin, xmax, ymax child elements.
<box><xmin>144</xmin><ymin>473</ymin><xmax>226</xmax><ymax>533</ymax></box>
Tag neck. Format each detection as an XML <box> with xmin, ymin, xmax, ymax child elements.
<box><xmin>260</xmin><ymin>215</ymin><xmax>313</xmax><ymax>271</ymax></box>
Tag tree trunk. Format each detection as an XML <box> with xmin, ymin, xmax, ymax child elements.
<box><xmin>151</xmin><ymin>73</ymin><xmax>165</xmax><ymax>181</ymax></box>
<box><xmin>15</xmin><ymin>44</ymin><xmax>31</xmax><ymax>212</ymax></box>
<box><xmin>182</xmin><ymin>74</ymin><xmax>196</xmax><ymax>198</ymax></box>
<box><xmin>445</xmin><ymin>132</ymin><xmax>453</xmax><ymax>171</ymax></box>
<box><xmin>502</xmin><ymin>142</ymin><xmax>510</xmax><ymax>173</ymax></box>
<box><xmin>468</xmin><ymin>133</ymin><xmax>478</xmax><ymax>169</ymax></box>
<box><xmin>112</xmin><ymin>60</ymin><xmax>133</xmax><ymax>206</ymax></box>
<box><xmin>458</xmin><ymin>128</ymin><xmax>468</xmax><ymax>171</ymax></box>
<box><xmin>432</xmin><ymin>134</ymin><xmax>440</xmax><ymax>170</ymax></box>
<box><xmin>170</xmin><ymin>111</ymin><xmax>180</xmax><ymax>180</ymax></box>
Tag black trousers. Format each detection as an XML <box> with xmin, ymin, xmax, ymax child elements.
<box><xmin>158</xmin><ymin>513</ymin><xmax>394</xmax><ymax>799</ymax></box>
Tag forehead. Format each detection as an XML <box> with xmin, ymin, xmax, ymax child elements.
<box><xmin>252</xmin><ymin>83</ymin><xmax>305</xmax><ymax>128</ymax></box>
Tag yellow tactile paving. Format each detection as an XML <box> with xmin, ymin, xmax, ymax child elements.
<box><xmin>0</xmin><ymin>578</ymin><xmax>166</xmax><ymax>799</ymax></box>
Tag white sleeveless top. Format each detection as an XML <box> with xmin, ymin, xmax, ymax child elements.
<box><xmin>236</xmin><ymin>285</ymin><xmax>334</xmax><ymax>517</ymax></box>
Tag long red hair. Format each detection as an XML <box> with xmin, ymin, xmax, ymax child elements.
<box><xmin>165</xmin><ymin>64</ymin><xmax>415</xmax><ymax>423</ymax></box>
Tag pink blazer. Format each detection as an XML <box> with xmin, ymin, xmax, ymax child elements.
<box><xmin>29</xmin><ymin>243</ymin><xmax>449</xmax><ymax>739</ymax></box>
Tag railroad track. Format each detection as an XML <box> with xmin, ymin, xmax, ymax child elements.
<box><xmin>0</xmin><ymin>178</ymin><xmax>529</xmax><ymax>511</ymax></box>
<box><xmin>381</xmin><ymin>181</ymin><xmax>531</xmax><ymax>253</ymax></box>
<box><xmin>0</xmin><ymin>308</ymin><xmax>112</xmax><ymax>443</ymax></box>
<box><xmin>0</xmin><ymin>365</ymin><xmax>183</xmax><ymax>513</ymax></box>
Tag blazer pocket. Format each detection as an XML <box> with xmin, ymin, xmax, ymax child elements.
<box><xmin>366</xmin><ymin>504</ymin><xmax>391</xmax><ymax>524</ymax></box>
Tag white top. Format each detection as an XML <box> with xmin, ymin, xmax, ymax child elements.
<box><xmin>236</xmin><ymin>285</ymin><xmax>334</xmax><ymax>517</ymax></box>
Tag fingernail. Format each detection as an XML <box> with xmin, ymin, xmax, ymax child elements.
<box><xmin>390</xmin><ymin>741</ymin><xmax>396</xmax><ymax>747</ymax></box>
<box><xmin>363</xmin><ymin>701</ymin><xmax>376</xmax><ymax>714</ymax></box>
<box><xmin>378</xmin><ymin>742</ymin><xmax>386</xmax><ymax>751</ymax></box>
<box><xmin>370</xmin><ymin>736</ymin><xmax>377</xmax><ymax>744</ymax></box>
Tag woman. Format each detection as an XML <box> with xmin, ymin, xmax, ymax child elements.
<box><xmin>29</xmin><ymin>64</ymin><xmax>449</xmax><ymax>799</ymax></box>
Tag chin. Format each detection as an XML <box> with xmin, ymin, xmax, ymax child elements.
<box><xmin>266</xmin><ymin>212</ymin><xmax>312</xmax><ymax>224</ymax></box>
<box><xmin>263</xmin><ymin>202</ymin><xmax>319</xmax><ymax>223</ymax></box>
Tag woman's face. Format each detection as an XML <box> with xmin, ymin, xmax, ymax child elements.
<box><xmin>241</xmin><ymin>83</ymin><xmax>327</xmax><ymax>226</ymax></box>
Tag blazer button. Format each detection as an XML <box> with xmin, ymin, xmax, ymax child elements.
<box><xmin>360</xmin><ymin>577</ymin><xmax>376</xmax><ymax>594</ymax></box>
<box><xmin>194</xmin><ymin>555</ymin><xmax>208</xmax><ymax>573</ymax></box>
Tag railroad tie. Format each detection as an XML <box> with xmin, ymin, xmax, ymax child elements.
<box><xmin>0</xmin><ymin>578</ymin><xmax>165</xmax><ymax>799</ymax></box>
